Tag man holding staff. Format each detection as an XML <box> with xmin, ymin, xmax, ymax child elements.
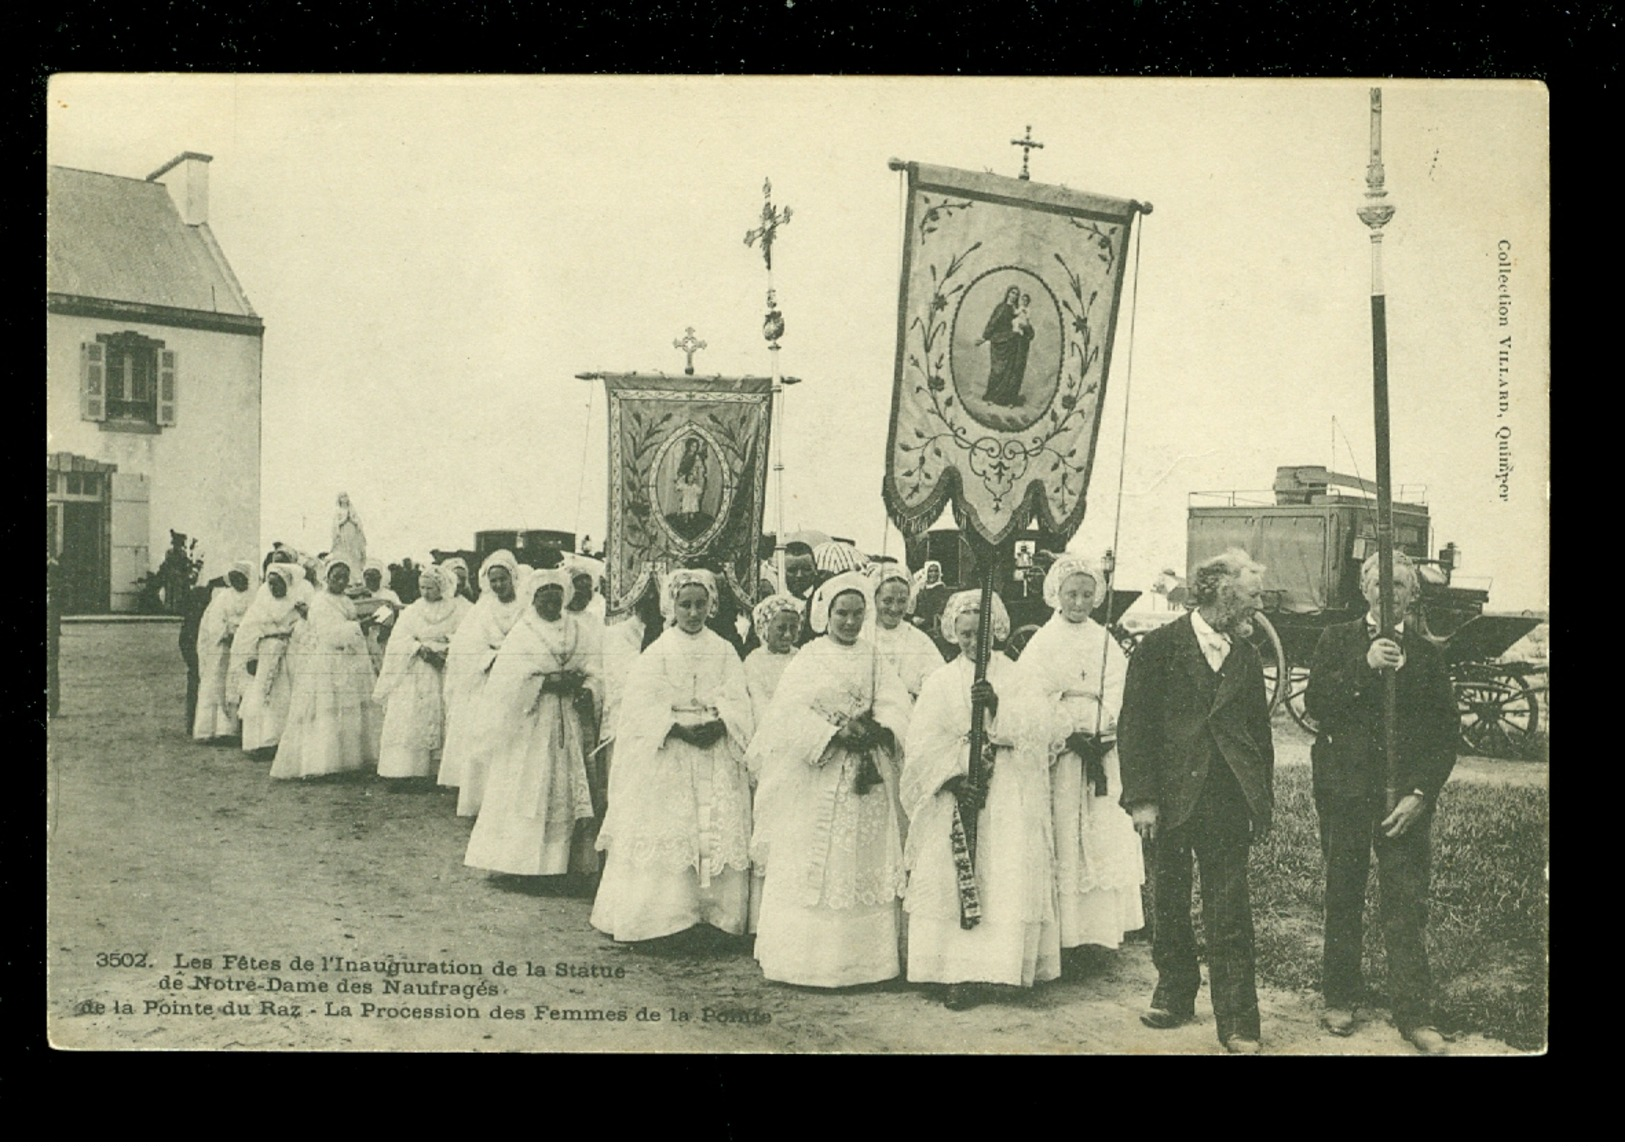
<box><xmin>1305</xmin><ymin>551</ymin><xmax>1457</xmax><ymax>1055</ymax></box>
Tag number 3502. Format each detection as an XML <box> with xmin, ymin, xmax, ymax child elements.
<box><xmin>95</xmin><ymin>952</ymin><xmax>149</xmax><ymax>968</ymax></box>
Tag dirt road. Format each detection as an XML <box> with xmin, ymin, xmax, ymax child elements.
<box><xmin>47</xmin><ymin>621</ymin><xmax>1531</xmax><ymax>1054</ymax></box>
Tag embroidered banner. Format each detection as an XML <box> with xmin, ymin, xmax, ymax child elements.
<box><xmin>883</xmin><ymin>162</ymin><xmax>1145</xmax><ymax>546</ymax></box>
<box><xmin>600</xmin><ymin>374</ymin><xmax>774</xmax><ymax>616</ymax></box>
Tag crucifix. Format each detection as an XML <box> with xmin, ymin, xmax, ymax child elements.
<box><xmin>744</xmin><ymin>178</ymin><xmax>793</xmax><ymax>272</ymax></box>
<box><xmin>673</xmin><ymin>326</ymin><xmax>707</xmax><ymax>376</ymax></box>
<box><xmin>1011</xmin><ymin>124</ymin><xmax>1044</xmax><ymax>181</ymax></box>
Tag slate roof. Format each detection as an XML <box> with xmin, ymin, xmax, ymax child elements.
<box><xmin>47</xmin><ymin>165</ymin><xmax>256</xmax><ymax>317</ymax></box>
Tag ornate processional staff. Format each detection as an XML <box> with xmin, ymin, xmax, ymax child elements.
<box><xmin>745</xmin><ymin>179</ymin><xmax>795</xmax><ymax>591</ymax></box>
<box><xmin>1357</xmin><ymin>88</ymin><xmax>1403</xmax><ymax>812</ymax></box>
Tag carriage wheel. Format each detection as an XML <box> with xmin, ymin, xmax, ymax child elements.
<box><xmin>1454</xmin><ymin>671</ymin><xmax>1540</xmax><ymax>758</ymax></box>
<box><xmin>1245</xmin><ymin>612</ymin><xmax>1289</xmax><ymax>716</ymax></box>
<box><xmin>1282</xmin><ymin>666</ymin><xmax>1318</xmax><ymax>734</ymax></box>
<box><xmin>1006</xmin><ymin>623</ymin><xmax>1042</xmax><ymax>661</ymax></box>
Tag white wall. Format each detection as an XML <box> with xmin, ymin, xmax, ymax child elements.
<box><xmin>46</xmin><ymin>311</ymin><xmax>262</xmax><ymax>598</ymax></box>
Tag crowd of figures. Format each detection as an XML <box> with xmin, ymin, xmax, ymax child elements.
<box><xmin>180</xmin><ymin>544</ymin><xmax>1146</xmax><ymax>1013</ymax></box>
<box><xmin>177</xmin><ymin>539</ymin><xmax>1459</xmax><ymax>1052</ymax></box>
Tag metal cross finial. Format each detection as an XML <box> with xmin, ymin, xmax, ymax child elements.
<box><xmin>673</xmin><ymin>326</ymin><xmax>707</xmax><ymax>376</ymax></box>
<box><xmin>1011</xmin><ymin>125</ymin><xmax>1044</xmax><ymax>180</ymax></box>
<box><xmin>744</xmin><ymin>177</ymin><xmax>793</xmax><ymax>272</ymax></box>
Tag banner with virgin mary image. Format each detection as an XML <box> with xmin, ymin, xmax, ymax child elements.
<box><xmin>883</xmin><ymin>162</ymin><xmax>1145</xmax><ymax>546</ymax></box>
<box><xmin>600</xmin><ymin>374</ymin><xmax>774</xmax><ymax>616</ymax></box>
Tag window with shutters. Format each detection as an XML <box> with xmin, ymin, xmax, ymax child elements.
<box><xmin>86</xmin><ymin>332</ymin><xmax>176</xmax><ymax>430</ymax></box>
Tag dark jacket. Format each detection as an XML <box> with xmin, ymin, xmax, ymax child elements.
<box><xmin>1304</xmin><ymin>619</ymin><xmax>1458</xmax><ymax>804</ymax></box>
<box><xmin>1118</xmin><ymin>612</ymin><xmax>1276</xmax><ymax>835</ymax></box>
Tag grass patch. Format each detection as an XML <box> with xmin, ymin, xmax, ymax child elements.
<box><xmin>1247</xmin><ymin>768</ymin><xmax>1548</xmax><ymax>1050</ymax></box>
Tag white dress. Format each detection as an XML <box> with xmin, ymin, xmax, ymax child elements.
<box><xmin>591</xmin><ymin>626</ymin><xmax>754</xmax><ymax>941</ymax></box>
<box><xmin>229</xmin><ymin>576</ymin><xmax>309</xmax><ymax>753</ymax></box>
<box><xmin>192</xmin><ymin>584</ymin><xmax>252</xmax><ymax>739</ymax></box>
<box><xmin>748</xmin><ymin>637</ymin><xmax>911</xmax><ymax>987</ymax></box>
<box><xmin>902</xmin><ymin>653</ymin><xmax>1064</xmax><ymax>987</ymax></box>
<box><xmin>270</xmin><ymin>591</ymin><xmax>379</xmax><ymax>779</ymax></box>
<box><xmin>868</xmin><ymin>619</ymin><xmax>946</xmax><ymax>701</ymax></box>
<box><xmin>438</xmin><ymin>592</ymin><xmax>528</xmax><ymax>813</ymax></box>
<box><xmin>1018</xmin><ymin>616</ymin><xmax>1145</xmax><ymax>948</ymax></box>
<box><xmin>743</xmin><ymin>646</ymin><xmax>795</xmax><ymax>730</ymax></box>
<box><xmin>465</xmin><ymin>610</ymin><xmax>602</xmax><ymax>875</ymax></box>
<box><xmin>373</xmin><ymin>594</ymin><xmax>469</xmax><ymax>778</ymax></box>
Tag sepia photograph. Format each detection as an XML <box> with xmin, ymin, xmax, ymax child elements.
<box><xmin>45</xmin><ymin>74</ymin><xmax>1549</xmax><ymax>1054</ymax></box>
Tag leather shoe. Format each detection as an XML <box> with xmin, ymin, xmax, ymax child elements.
<box><xmin>1405</xmin><ymin>1026</ymin><xmax>1449</xmax><ymax>1056</ymax></box>
<box><xmin>1320</xmin><ymin>1007</ymin><xmax>1357</xmax><ymax>1036</ymax></box>
<box><xmin>1139</xmin><ymin>1006</ymin><xmax>1194</xmax><ymax>1030</ymax></box>
<box><xmin>1224</xmin><ymin>1035</ymin><xmax>1261</xmax><ymax>1055</ymax></box>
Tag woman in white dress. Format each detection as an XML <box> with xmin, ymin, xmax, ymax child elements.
<box><xmin>373</xmin><ymin>564</ymin><xmax>470</xmax><ymax>784</ymax></box>
<box><xmin>863</xmin><ymin>561</ymin><xmax>946</xmax><ymax>702</ymax></box>
<box><xmin>466</xmin><ymin>567</ymin><xmax>604</xmax><ymax>880</ymax></box>
<box><xmin>902</xmin><ymin>590</ymin><xmax>1065</xmax><ymax>1009</ymax></box>
<box><xmin>749</xmin><ymin>571</ymin><xmax>912</xmax><ymax>988</ymax></box>
<box><xmin>564</xmin><ymin>558</ymin><xmax>609</xmax><ymax>875</ymax></box>
<box><xmin>1017</xmin><ymin>554</ymin><xmax>1145</xmax><ymax>962</ymax></box>
<box><xmin>740</xmin><ymin>590</ymin><xmax>803</xmax><ymax>931</ymax></box>
<box><xmin>192</xmin><ymin>561</ymin><xmax>256</xmax><ymax>742</ymax></box>
<box><xmin>591</xmin><ymin>569</ymin><xmax>755</xmax><ymax>943</ymax></box>
<box><xmin>270</xmin><ymin>557</ymin><xmax>380</xmax><ymax>780</ymax></box>
<box><xmin>437</xmin><ymin>550</ymin><xmax>526</xmax><ymax>813</ymax></box>
<box><xmin>230</xmin><ymin>562</ymin><xmax>309</xmax><ymax>758</ymax></box>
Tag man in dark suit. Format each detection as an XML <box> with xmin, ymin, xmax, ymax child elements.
<box><xmin>1119</xmin><ymin>548</ymin><xmax>1274</xmax><ymax>1053</ymax></box>
<box><xmin>1305</xmin><ymin>551</ymin><xmax>1457</xmax><ymax>1055</ymax></box>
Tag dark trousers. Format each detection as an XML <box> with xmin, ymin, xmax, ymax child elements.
<box><xmin>1150</xmin><ymin>764</ymin><xmax>1260</xmax><ymax>1044</ymax></box>
<box><xmin>183</xmin><ymin>655</ymin><xmax>200</xmax><ymax>736</ymax></box>
<box><xmin>1316</xmin><ymin>788</ymin><xmax>1433</xmax><ymax>1033</ymax></box>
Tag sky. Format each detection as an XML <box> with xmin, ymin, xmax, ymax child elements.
<box><xmin>46</xmin><ymin>76</ymin><xmax>1549</xmax><ymax>610</ymax></box>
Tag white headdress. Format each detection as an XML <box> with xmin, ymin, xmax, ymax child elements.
<box><xmin>1043</xmin><ymin>553</ymin><xmax>1106</xmax><ymax>611</ymax></box>
<box><xmin>661</xmin><ymin>567</ymin><xmax>719</xmax><ymax>623</ymax></box>
<box><xmin>809</xmin><ymin>570</ymin><xmax>872</xmax><ymax>635</ymax></box>
<box><xmin>939</xmin><ymin>588</ymin><xmax>1011</xmax><ymax>645</ymax></box>
<box><xmin>867</xmin><ymin>559</ymin><xmax>917</xmax><ymax>612</ymax></box>
<box><xmin>751</xmin><ymin>592</ymin><xmax>802</xmax><ymax>637</ymax></box>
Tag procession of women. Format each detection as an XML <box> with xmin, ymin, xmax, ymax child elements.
<box><xmin>184</xmin><ymin>519</ymin><xmax>1146</xmax><ymax>1013</ymax></box>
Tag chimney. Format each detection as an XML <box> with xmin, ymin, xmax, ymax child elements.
<box><xmin>146</xmin><ymin>151</ymin><xmax>213</xmax><ymax>226</ymax></box>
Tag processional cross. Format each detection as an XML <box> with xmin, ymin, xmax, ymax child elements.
<box><xmin>673</xmin><ymin>326</ymin><xmax>707</xmax><ymax>376</ymax></box>
<box><xmin>744</xmin><ymin>179</ymin><xmax>794</xmax><ymax>272</ymax></box>
<box><xmin>1011</xmin><ymin>124</ymin><xmax>1044</xmax><ymax>180</ymax></box>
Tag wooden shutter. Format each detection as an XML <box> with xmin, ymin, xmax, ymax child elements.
<box><xmin>81</xmin><ymin>342</ymin><xmax>107</xmax><ymax>422</ymax></box>
<box><xmin>157</xmin><ymin>349</ymin><xmax>178</xmax><ymax>425</ymax></box>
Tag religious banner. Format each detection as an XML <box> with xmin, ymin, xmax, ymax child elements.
<box><xmin>597</xmin><ymin>374</ymin><xmax>774</xmax><ymax>616</ymax></box>
<box><xmin>883</xmin><ymin>161</ymin><xmax>1147</xmax><ymax>545</ymax></box>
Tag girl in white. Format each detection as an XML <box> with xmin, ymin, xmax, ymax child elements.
<box><xmin>271</xmin><ymin>557</ymin><xmax>380</xmax><ymax>780</ymax></box>
<box><xmin>902</xmin><ymin>591</ymin><xmax>1064</xmax><ymax>1009</ymax></box>
<box><xmin>373</xmin><ymin>564</ymin><xmax>470</xmax><ymax>783</ymax></box>
<box><xmin>743</xmin><ymin>592</ymin><xmax>802</xmax><ymax>728</ymax></box>
<box><xmin>591</xmin><ymin>569</ymin><xmax>755</xmax><ymax>942</ymax></box>
<box><xmin>1017</xmin><ymin>553</ymin><xmax>1145</xmax><ymax>960</ymax></box>
<box><xmin>749</xmin><ymin>572</ymin><xmax>911</xmax><ymax>988</ymax></box>
<box><xmin>230</xmin><ymin>562</ymin><xmax>310</xmax><ymax>757</ymax></box>
<box><xmin>193</xmin><ymin>561</ymin><xmax>256</xmax><ymax>741</ymax></box>
<box><xmin>466</xmin><ymin>567</ymin><xmax>604</xmax><ymax>877</ymax></box>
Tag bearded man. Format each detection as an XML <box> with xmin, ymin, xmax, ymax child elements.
<box><xmin>1118</xmin><ymin>548</ymin><xmax>1275</xmax><ymax>1054</ymax></box>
